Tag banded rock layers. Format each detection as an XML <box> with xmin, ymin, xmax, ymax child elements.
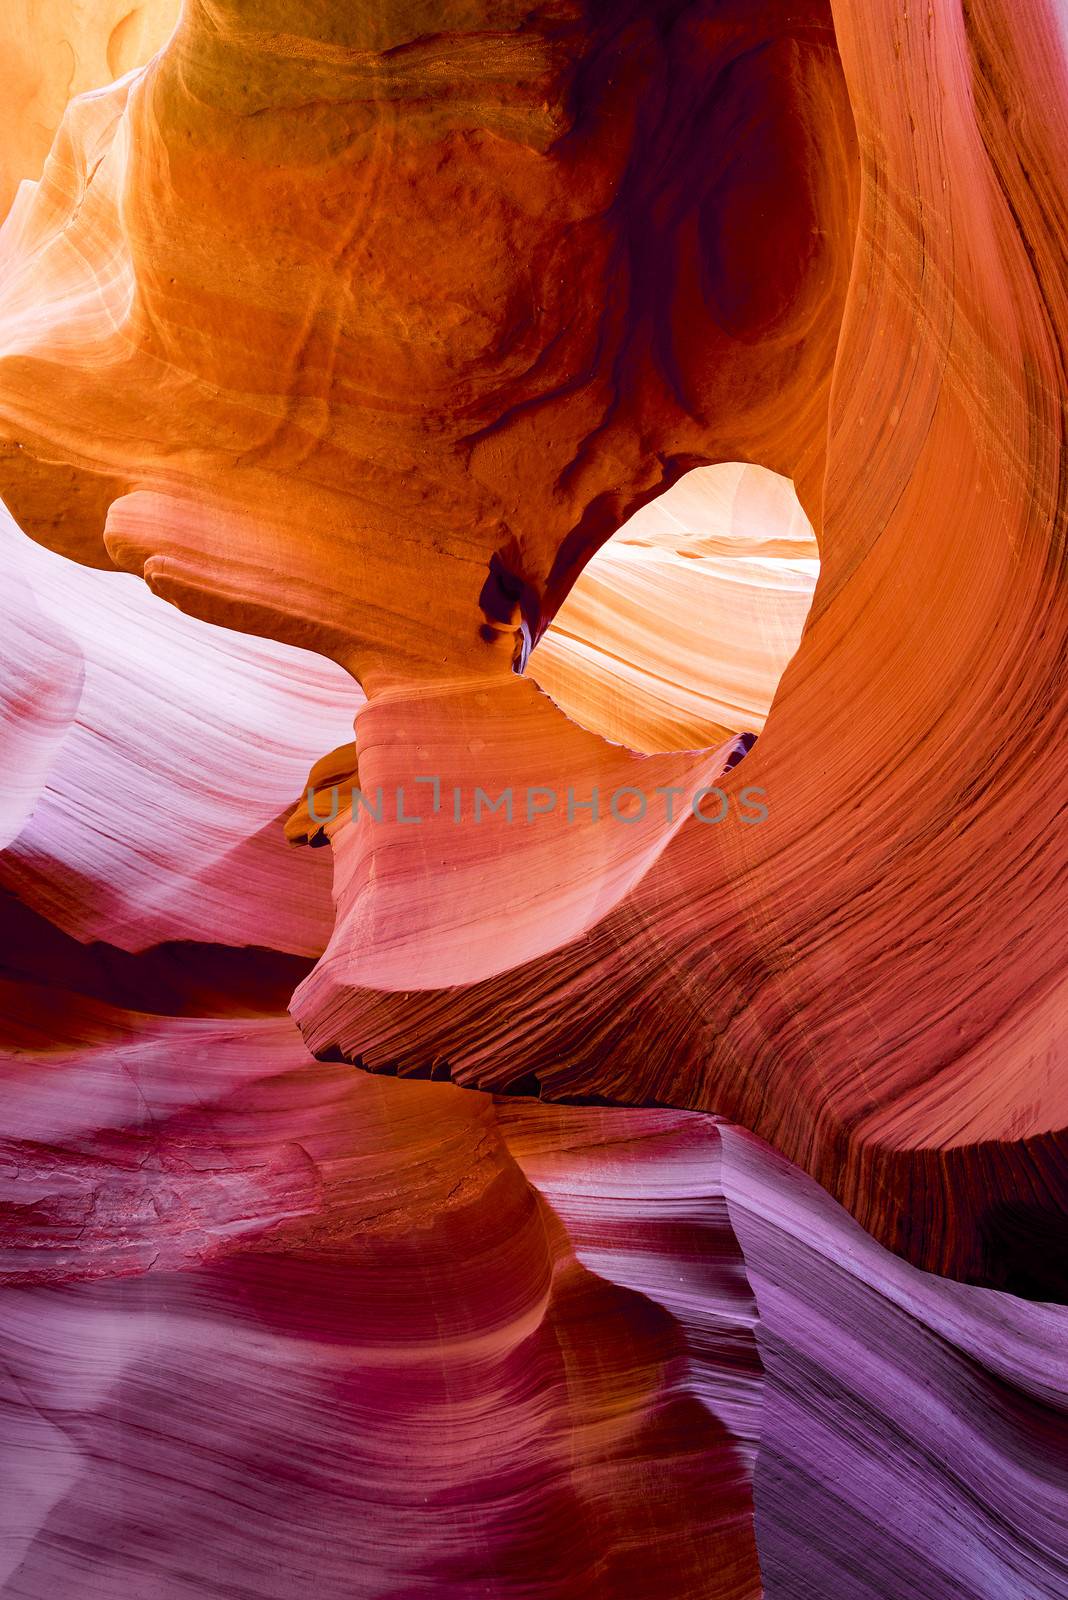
<box><xmin>0</xmin><ymin>0</ymin><xmax>1063</xmax><ymax>1289</ymax></box>
<box><xmin>1</xmin><ymin>4</ymin><xmax>1068</xmax><ymax>1598</ymax></box>
<box><xmin>2</xmin><ymin>951</ymin><xmax>1065</xmax><ymax>1596</ymax></box>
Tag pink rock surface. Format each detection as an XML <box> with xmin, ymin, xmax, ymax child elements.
<box><xmin>0</xmin><ymin>502</ymin><xmax>358</xmax><ymax>955</ymax></box>
<box><xmin>2</xmin><ymin>959</ymin><xmax>1064</xmax><ymax>1596</ymax></box>
<box><xmin>0</xmin><ymin>1</ymin><xmax>1067</xmax><ymax>1593</ymax></box>
<box><xmin>0</xmin><ymin>977</ymin><xmax>764</xmax><ymax>1599</ymax></box>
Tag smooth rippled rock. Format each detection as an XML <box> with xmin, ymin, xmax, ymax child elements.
<box><xmin>1</xmin><ymin>4</ymin><xmax>1067</xmax><ymax>1594</ymax></box>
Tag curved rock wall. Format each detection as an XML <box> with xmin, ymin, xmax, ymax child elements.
<box><xmin>1</xmin><ymin>2</ymin><xmax>1066</xmax><ymax>1595</ymax></box>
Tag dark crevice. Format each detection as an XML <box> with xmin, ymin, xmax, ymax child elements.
<box><xmin>0</xmin><ymin>888</ymin><xmax>313</xmax><ymax>1018</ymax></box>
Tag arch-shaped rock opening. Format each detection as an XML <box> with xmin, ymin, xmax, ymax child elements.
<box><xmin>526</xmin><ymin>463</ymin><xmax>819</xmax><ymax>757</ymax></box>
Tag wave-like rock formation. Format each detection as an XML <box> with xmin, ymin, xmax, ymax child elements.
<box><xmin>1</xmin><ymin>0</ymin><xmax>1068</xmax><ymax>1595</ymax></box>
<box><xmin>0</xmin><ymin>501</ymin><xmax>359</xmax><ymax>954</ymax></box>
<box><xmin>0</xmin><ymin>1</ymin><xmax>179</xmax><ymax>221</ymax></box>
<box><xmin>2</xmin><ymin>934</ymin><xmax>1066</xmax><ymax>1596</ymax></box>
<box><xmin>0</xmin><ymin>0</ymin><xmax>1062</xmax><ymax>1289</ymax></box>
<box><xmin>508</xmin><ymin>1108</ymin><xmax>1068</xmax><ymax>1600</ymax></box>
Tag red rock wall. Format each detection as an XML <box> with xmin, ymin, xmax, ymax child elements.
<box><xmin>1</xmin><ymin>2</ymin><xmax>1067</xmax><ymax>1595</ymax></box>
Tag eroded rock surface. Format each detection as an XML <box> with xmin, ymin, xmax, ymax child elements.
<box><xmin>1</xmin><ymin>6</ymin><xmax>1067</xmax><ymax>1593</ymax></box>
